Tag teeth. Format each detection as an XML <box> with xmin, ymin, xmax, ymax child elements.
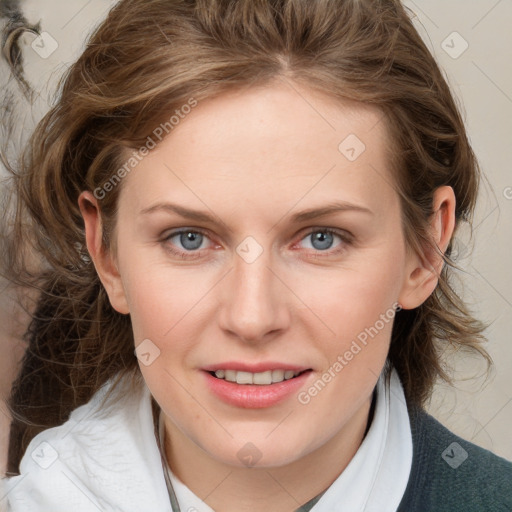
<box><xmin>236</xmin><ymin>371</ymin><xmax>253</xmax><ymax>385</ymax></box>
<box><xmin>225</xmin><ymin>369</ymin><xmax>237</xmax><ymax>382</ymax></box>
<box><xmin>213</xmin><ymin>369</ymin><xmax>302</xmax><ymax>385</ymax></box>
<box><xmin>272</xmin><ymin>369</ymin><xmax>284</xmax><ymax>382</ymax></box>
<box><xmin>253</xmin><ymin>371</ymin><xmax>272</xmax><ymax>385</ymax></box>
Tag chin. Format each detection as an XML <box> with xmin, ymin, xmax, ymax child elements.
<box><xmin>199</xmin><ymin>431</ymin><xmax>315</xmax><ymax>469</ymax></box>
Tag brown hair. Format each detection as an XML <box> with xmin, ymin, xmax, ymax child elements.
<box><xmin>4</xmin><ymin>0</ymin><xmax>491</xmax><ymax>475</ymax></box>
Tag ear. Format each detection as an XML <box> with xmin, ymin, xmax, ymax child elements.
<box><xmin>398</xmin><ymin>186</ymin><xmax>456</xmax><ymax>310</ymax></box>
<box><xmin>78</xmin><ymin>191</ymin><xmax>130</xmax><ymax>314</ymax></box>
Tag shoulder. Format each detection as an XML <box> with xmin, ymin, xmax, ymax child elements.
<box><xmin>1</xmin><ymin>375</ymin><xmax>170</xmax><ymax>511</ymax></box>
<box><xmin>398</xmin><ymin>403</ymin><xmax>512</xmax><ymax>512</ymax></box>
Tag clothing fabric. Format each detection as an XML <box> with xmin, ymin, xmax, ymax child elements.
<box><xmin>1</xmin><ymin>368</ymin><xmax>511</xmax><ymax>511</ymax></box>
<box><xmin>397</xmin><ymin>402</ymin><xmax>512</xmax><ymax>511</ymax></box>
<box><xmin>2</xmin><ymin>376</ymin><xmax>172</xmax><ymax>511</ymax></box>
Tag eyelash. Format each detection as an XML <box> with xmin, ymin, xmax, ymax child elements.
<box><xmin>161</xmin><ymin>227</ymin><xmax>353</xmax><ymax>260</ymax></box>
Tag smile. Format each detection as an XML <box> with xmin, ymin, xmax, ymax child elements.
<box><xmin>203</xmin><ymin>367</ymin><xmax>313</xmax><ymax>408</ymax></box>
<box><xmin>210</xmin><ymin>369</ymin><xmax>306</xmax><ymax>385</ymax></box>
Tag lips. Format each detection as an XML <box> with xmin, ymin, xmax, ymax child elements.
<box><xmin>201</xmin><ymin>362</ymin><xmax>313</xmax><ymax>408</ymax></box>
<box><xmin>202</xmin><ymin>362</ymin><xmax>311</xmax><ymax>385</ymax></box>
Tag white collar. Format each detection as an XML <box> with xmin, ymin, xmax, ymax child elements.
<box><xmin>162</xmin><ymin>367</ymin><xmax>412</xmax><ymax>512</ymax></box>
<box><xmin>2</xmin><ymin>368</ymin><xmax>411</xmax><ymax>512</ymax></box>
<box><xmin>2</xmin><ymin>377</ymin><xmax>173</xmax><ymax>512</ymax></box>
<box><xmin>311</xmin><ymin>366</ymin><xmax>412</xmax><ymax>512</ymax></box>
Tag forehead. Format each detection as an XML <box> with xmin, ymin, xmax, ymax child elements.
<box><xmin>120</xmin><ymin>81</ymin><xmax>399</xmax><ymax>220</ymax></box>
<box><xmin>173</xmin><ymin>81</ymin><xmax>387</xmax><ymax>162</ymax></box>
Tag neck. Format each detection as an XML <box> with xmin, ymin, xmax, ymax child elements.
<box><xmin>162</xmin><ymin>394</ymin><xmax>373</xmax><ymax>512</ymax></box>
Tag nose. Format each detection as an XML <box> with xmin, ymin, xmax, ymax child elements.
<box><xmin>217</xmin><ymin>247</ymin><xmax>291</xmax><ymax>344</ymax></box>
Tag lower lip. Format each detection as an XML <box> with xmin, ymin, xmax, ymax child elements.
<box><xmin>203</xmin><ymin>370</ymin><xmax>312</xmax><ymax>409</ymax></box>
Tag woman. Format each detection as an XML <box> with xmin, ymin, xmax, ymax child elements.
<box><xmin>1</xmin><ymin>0</ymin><xmax>511</xmax><ymax>510</ymax></box>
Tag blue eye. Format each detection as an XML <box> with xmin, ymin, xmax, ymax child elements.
<box><xmin>299</xmin><ymin>229</ymin><xmax>345</xmax><ymax>253</ymax></box>
<box><xmin>166</xmin><ymin>230</ymin><xmax>207</xmax><ymax>252</ymax></box>
<box><xmin>161</xmin><ymin>227</ymin><xmax>351</xmax><ymax>260</ymax></box>
<box><xmin>307</xmin><ymin>231</ymin><xmax>335</xmax><ymax>250</ymax></box>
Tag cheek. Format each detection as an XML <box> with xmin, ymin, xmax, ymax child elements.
<box><xmin>121</xmin><ymin>265</ymin><xmax>205</xmax><ymax>399</ymax></box>
<box><xmin>124</xmin><ymin>270</ymin><xmax>201</xmax><ymax>343</ymax></box>
<box><xmin>294</xmin><ymin>255</ymin><xmax>405</xmax><ymax>427</ymax></box>
<box><xmin>115</xmin><ymin>234</ymin><xmax>206</xmax><ymax>337</ymax></box>
<box><xmin>304</xmin><ymin>251</ymin><xmax>405</xmax><ymax>338</ymax></box>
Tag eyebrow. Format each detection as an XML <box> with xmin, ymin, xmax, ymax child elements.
<box><xmin>139</xmin><ymin>200</ymin><xmax>373</xmax><ymax>224</ymax></box>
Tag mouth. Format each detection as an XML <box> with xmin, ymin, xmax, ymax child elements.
<box><xmin>207</xmin><ymin>368</ymin><xmax>311</xmax><ymax>385</ymax></box>
<box><xmin>201</xmin><ymin>364</ymin><xmax>314</xmax><ymax>408</ymax></box>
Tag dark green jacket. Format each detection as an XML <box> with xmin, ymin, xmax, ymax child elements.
<box><xmin>396</xmin><ymin>404</ymin><xmax>512</xmax><ymax>511</ymax></box>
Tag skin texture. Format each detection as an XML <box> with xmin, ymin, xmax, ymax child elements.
<box><xmin>80</xmin><ymin>80</ymin><xmax>455</xmax><ymax>512</ymax></box>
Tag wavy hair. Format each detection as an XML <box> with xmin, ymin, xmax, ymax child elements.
<box><xmin>3</xmin><ymin>0</ymin><xmax>491</xmax><ymax>474</ymax></box>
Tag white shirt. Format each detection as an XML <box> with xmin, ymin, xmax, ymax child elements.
<box><xmin>1</xmin><ymin>367</ymin><xmax>412</xmax><ymax>512</ymax></box>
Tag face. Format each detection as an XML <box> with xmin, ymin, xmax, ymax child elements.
<box><xmin>86</xmin><ymin>80</ymin><xmax>429</xmax><ymax>469</ymax></box>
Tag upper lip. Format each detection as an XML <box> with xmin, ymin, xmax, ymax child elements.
<box><xmin>202</xmin><ymin>362</ymin><xmax>311</xmax><ymax>373</ymax></box>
